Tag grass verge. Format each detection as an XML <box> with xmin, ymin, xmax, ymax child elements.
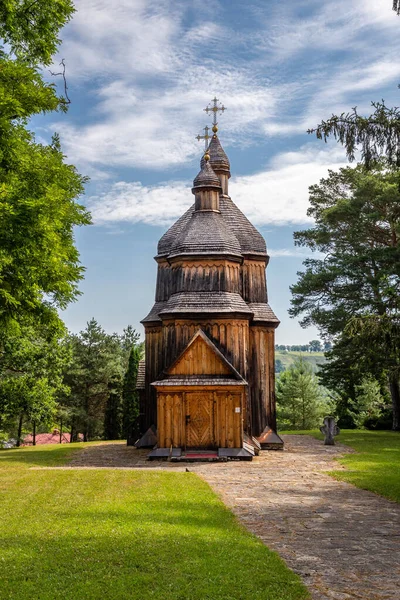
<box><xmin>0</xmin><ymin>444</ymin><xmax>310</xmax><ymax>600</ymax></box>
<box><xmin>283</xmin><ymin>429</ymin><xmax>400</xmax><ymax>504</ymax></box>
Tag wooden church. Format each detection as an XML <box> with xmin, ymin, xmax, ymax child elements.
<box><xmin>137</xmin><ymin>98</ymin><xmax>283</xmax><ymax>459</ymax></box>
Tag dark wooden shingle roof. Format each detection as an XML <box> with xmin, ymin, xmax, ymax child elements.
<box><xmin>159</xmin><ymin>291</ymin><xmax>253</xmax><ymax>315</ymax></box>
<box><xmin>157</xmin><ymin>196</ymin><xmax>267</xmax><ymax>260</ymax></box>
<box><xmin>200</xmin><ymin>135</ymin><xmax>230</xmax><ymax>173</ymax></box>
<box><xmin>168</xmin><ymin>210</ymin><xmax>242</xmax><ymax>259</ymax></box>
<box><xmin>248</xmin><ymin>303</ymin><xmax>280</xmax><ymax>324</ymax></box>
<box><xmin>192</xmin><ymin>161</ymin><xmax>221</xmax><ymax>189</ymax></box>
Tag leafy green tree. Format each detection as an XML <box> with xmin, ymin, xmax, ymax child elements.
<box><xmin>309</xmin><ymin>340</ymin><xmax>322</xmax><ymax>352</ymax></box>
<box><xmin>0</xmin><ymin>321</ymin><xmax>69</xmax><ymax>445</ymax></box>
<box><xmin>0</xmin><ymin>0</ymin><xmax>90</xmax><ymax>332</ymax></box>
<box><xmin>123</xmin><ymin>344</ymin><xmax>143</xmax><ymax>446</ymax></box>
<box><xmin>276</xmin><ymin>356</ymin><xmax>329</xmax><ymax>430</ymax></box>
<box><xmin>290</xmin><ymin>162</ymin><xmax>400</xmax><ymax>429</ymax></box>
<box><xmin>275</xmin><ymin>358</ymin><xmax>285</xmax><ymax>374</ymax></box>
<box><xmin>0</xmin><ymin>1</ymin><xmax>75</xmax><ymax>64</ymax></box>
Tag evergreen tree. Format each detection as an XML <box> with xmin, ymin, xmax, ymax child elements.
<box><xmin>103</xmin><ymin>377</ymin><xmax>123</xmax><ymax>440</ymax></box>
<box><xmin>276</xmin><ymin>357</ymin><xmax>329</xmax><ymax>430</ymax></box>
<box><xmin>123</xmin><ymin>344</ymin><xmax>143</xmax><ymax>446</ymax></box>
<box><xmin>318</xmin><ymin>334</ymin><xmax>391</xmax><ymax>428</ymax></box>
<box><xmin>290</xmin><ymin>162</ymin><xmax>400</xmax><ymax>429</ymax></box>
<box><xmin>62</xmin><ymin>319</ymin><xmax>122</xmax><ymax>441</ymax></box>
<box><xmin>349</xmin><ymin>377</ymin><xmax>386</xmax><ymax>429</ymax></box>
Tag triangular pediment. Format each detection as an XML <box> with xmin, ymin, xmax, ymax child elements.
<box><xmin>166</xmin><ymin>329</ymin><xmax>242</xmax><ymax>379</ymax></box>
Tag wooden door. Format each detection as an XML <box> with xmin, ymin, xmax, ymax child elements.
<box><xmin>185</xmin><ymin>392</ymin><xmax>215</xmax><ymax>449</ymax></box>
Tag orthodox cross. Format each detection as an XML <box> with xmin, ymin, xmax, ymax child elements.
<box><xmin>195</xmin><ymin>125</ymin><xmax>211</xmax><ymax>149</ymax></box>
<box><xmin>204</xmin><ymin>97</ymin><xmax>227</xmax><ymax>131</ymax></box>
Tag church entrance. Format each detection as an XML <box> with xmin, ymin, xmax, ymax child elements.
<box><xmin>185</xmin><ymin>392</ymin><xmax>216</xmax><ymax>449</ymax></box>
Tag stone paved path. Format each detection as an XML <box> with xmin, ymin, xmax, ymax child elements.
<box><xmin>66</xmin><ymin>436</ymin><xmax>400</xmax><ymax>600</ymax></box>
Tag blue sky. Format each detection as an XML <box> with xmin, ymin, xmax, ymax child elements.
<box><xmin>34</xmin><ymin>0</ymin><xmax>400</xmax><ymax>343</ymax></box>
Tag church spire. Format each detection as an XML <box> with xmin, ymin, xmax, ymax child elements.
<box><xmin>192</xmin><ymin>152</ymin><xmax>221</xmax><ymax>212</ymax></box>
<box><xmin>201</xmin><ymin>97</ymin><xmax>231</xmax><ymax>195</ymax></box>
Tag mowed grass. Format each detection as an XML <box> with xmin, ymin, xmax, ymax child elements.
<box><xmin>0</xmin><ymin>444</ymin><xmax>310</xmax><ymax>600</ymax></box>
<box><xmin>284</xmin><ymin>429</ymin><xmax>400</xmax><ymax>504</ymax></box>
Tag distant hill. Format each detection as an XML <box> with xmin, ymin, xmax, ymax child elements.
<box><xmin>275</xmin><ymin>351</ymin><xmax>326</xmax><ymax>373</ymax></box>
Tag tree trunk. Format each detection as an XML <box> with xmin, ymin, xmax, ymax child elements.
<box><xmin>389</xmin><ymin>375</ymin><xmax>400</xmax><ymax>431</ymax></box>
<box><xmin>60</xmin><ymin>417</ymin><xmax>63</xmax><ymax>444</ymax></box>
<box><xmin>16</xmin><ymin>414</ymin><xmax>23</xmax><ymax>447</ymax></box>
<box><xmin>70</xmin><ymin>419</ymin><xmax>75</xmax><ymax>443</ymax></box>
<box><xmin>32</xmin><ymin>421</ymin><xmax>36</xmax><ymax>446</ymax></box>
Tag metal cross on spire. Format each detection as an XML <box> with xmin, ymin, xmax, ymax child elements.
<box><xmin>195</xmin><ymin>125</ymin><xmax>211</xmax><ymax>149</ymax></box>
<box><xmin>204</xmin><ymin>97</ymin><xmax>227</xmax><ymax>132</ymax></box>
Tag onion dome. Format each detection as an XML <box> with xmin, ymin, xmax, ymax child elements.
<box><xmin>219</xmin><ymin>196</ymin><xmax>267</xmax><ymax>256</ymax></box>
<box><xmin>157</xmin><ymin>205</ymin><xmax>194</xmax><ymax>257</ymax></box>
<box><xmin>192</xmin><ymin>160</ymin><xmax>221</xmax><ymax>192</ymax></box>
<box><xmin>168</xmin><ymin>210</ymin><xmax>242</xmax><ymax>259</ymax></box>
<box><xmin>200</xmin><ymin>135</ymin><xmax>230</xmax><ymax>174</ymax></box>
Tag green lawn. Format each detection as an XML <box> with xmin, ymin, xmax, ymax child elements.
<box><xmin>0</xmin><ymin>444</ymin><xmax>309</xmax><ymax>600</ymax></box>
<box><xmin>285</xmin><ymin>429</ymin><xmax>400</xmax><ymax>504</ymax></box>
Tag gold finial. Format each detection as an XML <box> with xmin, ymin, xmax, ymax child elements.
<box><xmin>204</xmin><ymin>96</ymin><xmax>226</xmax><ymax>132</ymax></box>
<box><xmin>204</xmin><ymin>152</ymin><xmax>210</xmax><ymax>162</ymax></box>
<box><xmin>195</xmin><ymin>125</ymin><xmax>211</xmax><ymax>150</ymax></box>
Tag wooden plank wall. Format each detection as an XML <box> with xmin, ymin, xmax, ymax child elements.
<box><xmin>156</xmin><ymin>388</ymin><xmax>244</xmax><ymax>449</ymax></box>
<box><xmin>214</xmin><ymin>391</ymin><xmax>243</xmax><ymax>448</ymax></box>
<box><xmin>169</xmin><ymin>336</ymin><xmax>231</xmax><ymax>377</ymax></box>
<box><xmin>248</xmin><ymin>325</ymin><xmax>277</xmax><ymax>435</ymax></box>
<box><xmin>163</xmin><ymin>319</ymin><xmax>249</xmax><ymax>378</ymax></box>
<box><xmin>156</xmin><ymin>258</ymin><xmax>268</xmax><ymax>301</ymax></box>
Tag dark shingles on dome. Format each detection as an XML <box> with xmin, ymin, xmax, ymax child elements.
<box><xmin>219</xmin><ymin>196</ymin><xmax>267</xmax><ymax>256</ymax></box>
<box><xmin>156</xmin><ymin>138</ymin><xmax>267</xmax><ymax>259</ymax></box>
<box><xmin>159</xmin><ymin>292</ymin><xmax>253</xmax><ymax>315</ymax></box>
<box><xmin>201</xmin><ymin>135</ymin><xmax>230</xmax><ymax>173</ymax></box>
<box><xmin>193</xmin><ymin>161</ymin><xmax>221</xmax><ymax>190</ymax></box>
<box><xmin>168</xmin><ymin>210</ymin><xmax>242</xmax><ymax>259</ymax></box>
<box><xmin>157</xmin><ymin>197</ymin><xmax>267</xmax><ymax>259</ymax></box>
<box><xmin>157</xmin><ymin>205</ymin><xmax>194</xmax><ymax>257</ymax></box>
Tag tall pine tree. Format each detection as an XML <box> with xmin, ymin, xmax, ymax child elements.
<box><xmin>123</xmin><ymin>345</ymin><xmax>142</xmax><ymax>446</ymax></box>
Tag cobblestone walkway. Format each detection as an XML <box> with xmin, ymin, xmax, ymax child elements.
<box><xmin>67</xmin><ymin>436</ymin><xmax>400</xmax><ymax>600</ymax></box>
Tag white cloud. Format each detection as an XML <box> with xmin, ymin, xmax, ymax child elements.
<box><xmin>88</xmin><ymin>180</ymin><xmax>189</xmax><ymax>226</ymax></box>
<box><xmin>46</xmin><ymin>0</ymin><xmax>400</xmax><ymax>174</ymax></box>
<box><xmin>87</xmin><ymin>143</ymin><xmax>347</xmax><ymax>227</ymax></box>
<box><xmin>56</xmin><ymin>0</ymin><xmax>182</xmax><ymax>78</ymax></box>
<box><xmin>53</xmin><ymin>73</ymin><xmax>289</xmax><ymax>170</ymax></box>
<box><xmin>268</xmin><ymin>248</ymin><xmax>313</xmax><ymax>258</ymax></box>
